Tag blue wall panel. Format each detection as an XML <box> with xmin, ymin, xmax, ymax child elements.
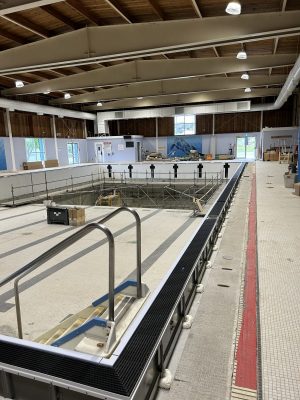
<box><xmin>167</xmin><ymin>136</ymin><xmax>202</xmax><ymax>157</ymax></box>
<box><xmin>0</xmin><ymin>139</ymin><xmax>7</xmax><ymax>170</ymax></box>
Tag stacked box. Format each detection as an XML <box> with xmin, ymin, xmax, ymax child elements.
<box><xmin>69</xmin><ymin>208</ymin><xmax>86</xmax><ymax>226</ymax></box>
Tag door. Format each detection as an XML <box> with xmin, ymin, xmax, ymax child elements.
<box><xmin>136</xmin><ymin>142</ymin><xmax>141</xmax><ymax>162</ymax></box>
<box><xmin>95</xmin><ymin>143</ymin><xmax>104</xmax><ymax>163</ymax></box>
<box><xmin>67</xmin><ymin>142</ymin><xmax>80</xmax><ymax>164</ymax></box>
<box><xmin>236</xmin><ymin>136</ymin><xmax>256</xmax><ymax>160</ymax></box>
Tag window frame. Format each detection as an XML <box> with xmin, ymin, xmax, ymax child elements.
<box><xmin>67</xmin><ymin>142</ymin><xmax>80</xmax><ymax>165</ymax></box>
<box><xmin>25</xmin><ymin>138</ymin><xmax>46</xmax><ymax>162</ymax></box>
<box><xmin>174</xmin><ymin>114</ymin><xmax>196</xmax><ymax>136</ymax></box>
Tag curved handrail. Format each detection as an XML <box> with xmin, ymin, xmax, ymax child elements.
<box><xmin>96</xmin><ymin>206</ymin><xmax>142</xmax><ymax>299</ymax></box>
<box><xmin>0</xmin><ymin>206</ymin><xmax>142</xmax><ymax>338</ymax></box>
<box><xmin>0</xmin><ymin>223</ymin><xmax>115</xmax><ymax>339</ymax></box>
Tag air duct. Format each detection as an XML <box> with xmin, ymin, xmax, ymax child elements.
<box><xmin>252</xmin><ymin>54</ymin><xmax>300</xmax><ymax>112</ymax></box>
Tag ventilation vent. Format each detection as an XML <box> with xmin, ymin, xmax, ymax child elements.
<box><xmin>115</xmin><ymin>111</ymin><xmax>124</xmax><ymax>119</ymax></box>
<box><xmin>175</xmin><ymin>106</ymin><xmax>185</xmax><ymax>115</ymax></box>
<box><xmin>237</xmin><ymin>101</ymin><xmax>250</xmax><ymax>111</ymax></box>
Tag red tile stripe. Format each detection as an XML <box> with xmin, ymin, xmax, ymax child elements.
<box><xmin>235</xmin><ymin>174</ymin><xmax>257</xmax><ymax>390</ymax></box>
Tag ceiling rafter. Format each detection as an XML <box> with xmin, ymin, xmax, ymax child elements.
<box><xmin>1</xmin><ymin>14</ymin><xmax>50</xmax><ymax>38</ymax></box>
<box><xmin>190</xmin><ymin>0</ymin><xmax>203</xmax><ymax>18</ymax></box>
<box><xmin>147</xmin><ymin>0</ymin><xmax>165</xmax><ymax>20</ymax></box>
<box><xmin>40</xmin><ymin>4</ymin><xmax>79</xmax><ymax>30</ymax></box>
<box><xmin>0</xmin><ymin>27</ymin><xmax>28</xmax><ymax>44</ymax></box>
<box><xmin>190</xmin><ymin>0</ymin><xmax>227</xmax><ymax>76</ymax></box>
<box><xmin>103</xmin><ymin>0</ymin><xmax>133</xmax><ymax>23</ymax></box>
<box><xmin>65</xmin><ymin>0</ymin><xmax>102</xmax><ymax>26</ymax></box>
<box><xmin>269</xmin><ymin>0</ymin><xmax>288</xmax><ymax>75</ymax></box>
<box><xmin>3</xmin><ymin>55</ymin><xmax>295</xmax><ymax>95</ymax></box>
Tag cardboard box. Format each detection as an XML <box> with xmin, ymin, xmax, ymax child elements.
<box><xmin>68</xmin><ymin>207</ymin><xmax>85</xmax><ymax>226</ymax></box>
<box><xmin>45</xmin><ymin>159</ymin><xmax>59</xmax><ymax>168</ymax></box>
<box><xmin>294</xmin><ymin>183</ymin><xmax>300</xmax><ymax>196</ymax></box>
<box><xmin>23</xmin><ymin>161</ymin><xmax>43</xmax><ymax>170</ymax></box>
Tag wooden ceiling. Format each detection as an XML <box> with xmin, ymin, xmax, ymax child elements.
<box><xmin>0</xmin><ymin>0</ymin><xmax>299</xmax><ymax>107</ymax></box>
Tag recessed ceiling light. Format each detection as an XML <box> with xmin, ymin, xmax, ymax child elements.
<box><xmin>226</xmin><ymin>1</ymin><xmax>241</xmax><ymax>15</ymax></box>
<box><xmin>97</xmin><ymin>101</ymin><xmax>103</xmax><ymax>106</ymax></box>
<box><xmin>244</xmin><ymin>88</ymin><xmax>252</xmax><ymax>93</ymax></box>
<box><xmin>43</xmin><ymin>90</ymin><xmax>51</xmax><ymax>94</ymax></box>
<box><xmin>15</xmin><ymin>80</ymin><xmax>24</xmax><ymax>88</ymax></box>
<box><xmin>237</xmin><ymin>49</ymin><xmax>247</xmax><ymax>60</ymax></box>
<box><xmin>64</xmin><ymin>93</ymin><xmax>71</xmax><ymax>99</ymax></box>
<box><xmin>241</xmin><ymin>72</ymin><xmax>249</xmax><ymax>80</ymax></box>
<box><xmin>137</xmin><ymin>97</ymin><xmax>144</xmax><ymax>100</ymax></box>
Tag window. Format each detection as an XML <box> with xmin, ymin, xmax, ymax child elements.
<box><xmin>67</xmin><ymin>142</ymin><xmax>80</xmax><ymax>164</ymax></box>
<box><xmin>25</xmin><ymin>138</ymin><xmax>45</xmax><ymax>162</ymax></box>
<box><xmin>175</xmin><ymin>115</ymin><xmax>196</xmax><ymax>136</ymax></box>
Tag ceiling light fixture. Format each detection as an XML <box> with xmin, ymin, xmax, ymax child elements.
<box><xmin>244</xmin><ymin>87</ymin><xmax>252</xmax><ymax>93</ymax></box>
<box><xmin>43</xmin><ymin>90</ymin><xmax>50</xmax><ymax>95</ymax></box>
<box><xmin>64</xmin><ymin>93</ymin><xmax>71</xmax><ymax>99</ymax></box>
<box><xmin>226</xmin><ymin>1</ymin><xmax>241</xmax><ymax>15</ymax></box>
<box><xmin>237</xmin><ymin>47</ymin><xmax>247</xmax><ymax>59</ymax></box>
<box><xmin>97</xmin><ymin>101</ymin><xmax>103</xmax><ymax>106</ymax></box>
<box><xmin>137</xmin><ymin>97</ymin><xmax>144</xmax><ymax>100</ymax></box>
<box><xmin>15</xmin><ymin>80</ymin><xmax>24</xmax><ymax>88</ymax></box>
<box><xmin>241</xmin><ymin>72</ymin><xmax>249</xmax><ymax>80</ymax></box>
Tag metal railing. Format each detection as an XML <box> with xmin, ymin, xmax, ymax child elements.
<box><xmin>10</xmin><ymin>171</ymin><xmax>104</xmax><ymax>206</ymax></box>
<box><xmin>0</xmin><ymin>206</ymin><xmax>142</xmax><ymax>339</ymax></box>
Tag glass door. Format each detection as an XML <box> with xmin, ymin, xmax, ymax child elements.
<box><xmin>236</xmin><ymin>136</ymin><xmax>256</xmax><ymax>159</ymax></box>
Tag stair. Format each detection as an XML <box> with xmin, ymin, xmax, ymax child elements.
<box><xmin>36</xmin><ymin>305</ymin><xmax>106</xmax><ymax>345</ymax></box>
<box><xmin>36</xmin><ymin>294</ymin><xmax>127</xmax><ymax>346</ymax></box>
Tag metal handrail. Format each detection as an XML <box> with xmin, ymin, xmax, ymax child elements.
<box><xmin>97</xmin><ymin>206</ymin><xmax>142</xmax><ymax>299</ymax></box>
<box><xmin>0</xmin><ymin>206</ymin><xmax>142</xmax><ymax>339</ymax></box>
<box><xmin>0</xmin><ymin>223</ymin><xmax>115</xmax><ymax>339</ymax></box>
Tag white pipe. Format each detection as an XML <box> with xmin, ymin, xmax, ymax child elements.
<box><xmin>0</xmin><ymin>98</ymin><xmax>96</xmax><ymax>120</ymax></box>
<box><xmin>51</xmin><ymin>116</ymin><xmax>59</xmax><ymax>161</ymax></box>
<box><xmin>4</xmin><ymin>109</ymin><xmax>17</xmax><ymax>171</ymax></box>
<box><xmin>253</xmin><ymin>54</ymin><xmax>300</xmax><ymax>112</ymax></box>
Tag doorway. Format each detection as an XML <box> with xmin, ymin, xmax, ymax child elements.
<box><xmin>136</xmin><ymin>142</ymin><xmax>141</xmax><ymax>162</ymax></box>
<box><xmin>95</xmin><ymin>143</ymin><xmax>104</xmax><ymax>163</ymax></box>
<box><xmin>236</xmin><ymin>136</ymin><xmax>256</xmax><ymax>159</ymax></box>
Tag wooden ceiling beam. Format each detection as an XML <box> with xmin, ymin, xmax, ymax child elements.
<box><xmin>2</xmin><ymin>14</ymin><xmax>50</xmax><ymax>38</ymax></box>
<box><xmin>103</xmin><ymin>0</ymin><xmax>132</xmax><ymax>23</ymax></box>
<box><xmin>147</xmin><ymin>0</ymin><xmax>165</xmax><ymax>20</ymax></box>
<box><xmin>0</xmin><ymin>27</ymin><xmax>28</xmax><ymax>44</ymax></box>
<box><xmin>190</xmin><ymin>0</ymin><xmax>203</xmax><ymax>18</ymax></box>
<box><xmin>65</xmin><ymin>0</ymin><xmax>101</xmax><ymax>26</ymax></box>
<box><xmin>270</xmin><ymin>0</ymin><xmax>288</xmax><ymax>74</ymax></box>
<box><xmin>41</xmin><ymin>5</ymin><xmax>79</xmax><ymax>30</ymax></box>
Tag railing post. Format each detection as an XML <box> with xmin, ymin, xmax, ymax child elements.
<box><xmin>91</xmin><ymin>172</ymin><xmax>94</xmax><ymax>189</ymax></box>
<box><xmin>11</xmin><ymin>185</ymin><xmax>15</xmax><ymax>207</ymax></box>
<box><xmin>71</xmin><ymin>175</ymin><xmax>74</xmax><ymax>192</ymax></box>
<box><xmin>44</xmin><ymin>172</ymin><xmax>49</xmax><ymax>200</ymax></box>
<box><xmin>30</xmin><ymin>173</ymin><xmax>35</xmax><ymax>198</ymax></box>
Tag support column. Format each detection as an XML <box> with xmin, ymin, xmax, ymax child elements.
<box><xmin>51</xmin><ymin>115</ymin><xmax>59</xmax><ymax>161</ymax></box>
<box><xmin>82</xmin><ymin>120</ymin><xmax>88</xmax><ymax>138</ymax></box>
<box><xmin>4</xmin><ymin>109</ymin><xmax>16</xmax><ymax>171</ymax></box>
<box><xmin>156</xmin><ymin>117</ymin><xmax>159</xmax><ymax>152</ymax></box>
<box><xmin>209</xmin><ymin>114</ymin><xmax>216</xmax><ymax>159</ymax></box>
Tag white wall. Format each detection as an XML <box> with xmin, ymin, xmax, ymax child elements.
<box><xmin>261</xmin><ymin>127</ymin><xmax>298</xmax><ymax>155</ymax></box>
<box><xmin>0</xmin><ymin>164</ymin><xmax>102</xmax><ymax>202</ymax></box>
<box><xmin>99</xmin><ymin>160</ymin><xmax>240</xmax><ymax>180</ymax></box>
<box><xmin>1</xmin><ymin>137</ymin><xmax>88</xmax><ymax>170</ymax></box>
<box><xmin>87</xmin><ymin>136</ymin><xmax>143</xmax><ymax>163</ymax></box>
<box><xmin>143</xmin><ymin>133</ymin><xmax>260</xmax><ymax>157</ymax></box>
